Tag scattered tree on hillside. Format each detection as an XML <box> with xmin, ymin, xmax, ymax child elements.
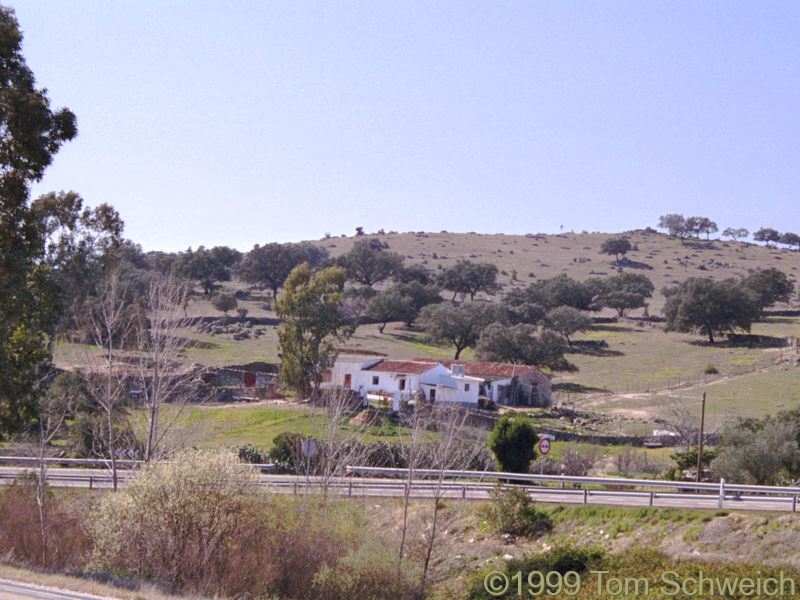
<box><xmin>236</xmin><ymin>243</ymin><xmax>308</xmax><ymax>298</ymax></box>
<box><xmin>212</xmin><ymin>293</ymin><xmax>238</xmax><ymax>316</ymax></box>
<box><xmin>391</xmin><ymin>281</ymin><xmax>443</xmax><ymax>325</ymax></box>
<box><xmin>544</xmin><ymin>306</ymin><xmax>592</xmax><ymax>345</ymax></box>
<box><xmin>418</xmin><ymin>302</ymin><xmax>504</xmax><ymax>359</ymax></box>
<box><xmin>741</xmin><ymin>268</ymin><xmax>795</xmax><ymax>315</ymax></box>
<box><xmin>780</xmin><ymin>232</ymin><xmax>800</xmax><ymax>250</ymax></box>
<box><xmin>395</xmin><ymin>264</ymin><xmax>432</xmax><ymax>284</ymax></box>
<box><xmin>488</xmin><ymin>415</ymin><xmax>539</xmax><ymax>473</ymax></box>
<box><xmin>600</xmin><ymin>237</ymin><xmax>631</xmax><ymax>261</ymax></box>
<box><xmin>436</xmin><ymin>260</ymin><xmax>499</xmax><ymax>301</ymax></box>
<box><xmin>658</xmin><ymin>214</ymin><xmax>688</xmax><ymax>238</ymax></box>
<box><xmin>753</xmin><ymin>227</ymin><xmax>781</xmax><ymax>247</ymax></box>
<box><xmin>174</xmin><ymin>246</ymin><xmax>233</xmax><ymax>296</ymax></box>
<box><xmin>338</xmin><ymin>238</ymin><xmax>404</xmax><ymax>288</ymax></box>
<box><xmin>695</xmin><ymin>217</ymin><xmax>718</xmax><ymax>239</ymax></box>
<box><xmin>274</xmin><ymin>264</ymin><xmax>352</xmax><ymax>400</ymax></box>
<box><xmin>501</xmin><ymin>274</ymin><xmax>599</xmax><ymax>324</ymax></box>
<box><xmin>722</xmin><ymin>227</ymin><xmax>749</xmax><ymax>242</ymax></box>
<box><xmin>534</xmin><ymin>274</ymin><xmax>598</xmax><ymax>311</ymax></box>
<box><xmin>663</xmin><ymin>278</ymin><xmax>759</xmax><ymax>343</ymax></box>
<box><xmin>596</xmin><ymin>272</ymin><xmax>654</xmax><ymax>317</ymax></box>
<box><xmin>476</xmin><ymin>323</ymin><xmax>576</xmax><ymax>371</ymax></box>
<box><xmin>366</xmin><ymin>289</ymin><xmax>415</xmax><ymax>333</ymax></box>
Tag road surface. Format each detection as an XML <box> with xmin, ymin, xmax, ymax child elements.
<box><xmin>0</xmin><ymin>580</ymin><xmax>116</xmax><ymax>600</ymax></box>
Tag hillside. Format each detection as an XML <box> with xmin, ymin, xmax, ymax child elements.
<box><xmin>308</xmin><ymin>229</ymin><xmax>800</xmax><ymax>311</ymax></box>
<box><xmin>53</xmin><ymin>230</ymin><xmax>800</xmax><ymax>429</ymax></box>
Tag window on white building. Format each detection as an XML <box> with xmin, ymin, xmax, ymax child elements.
<box><xmin>464</xmin><ymin>383</ymin><xmax>470</xmax><ymax>392</ymax></box>
<box><xmin>372</xmin><ymin>375</ymin><xmax>379</xmax><ymax>385</ymax></box>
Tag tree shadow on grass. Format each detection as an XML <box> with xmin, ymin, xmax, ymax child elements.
<box><xmin>184</xmin><ymin>338</ymin><xmax>220</xmax><ymax>350</ymax></box>
<box><xmin>687</xmin><ymin>334</ymin><xmax>788</xmax><ymax>349</ymax></box>
<box><xmin>567</xmin><ymin>340</ymin><xmax>624</xmax><ymax>357</ymax></box>
<box><xmin>588</xmin><ymin>324</ymin><xmax>635</xmax><ymax>333</ymax></box>
<box><xmin>553</xmin><ymin>382</ymin><xmax>612</xmax><ymax>395</ymax></box>
<box><xmin>679</xmin><ymin>240</ymin><xmax>715</xmax><ymax>250</ymax></box>
<box><xmin>385</xmin><ymin>332</ymin><xmax>423</xmax><ymax>344</ymax></box>
<box><xmin>612</xmin><ymin>257</ymin><xmax>653</xmax><ymax>270</ymax></box>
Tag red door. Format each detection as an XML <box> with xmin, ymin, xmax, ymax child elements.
<box><xmin>344</xmin><ymin>373</ymin><xmax>352</xmax><ymax>388</ymax></box>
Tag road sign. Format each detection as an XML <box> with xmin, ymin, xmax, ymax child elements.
<box><xmin>301</xmin><ymin>439</ymin><xmax>317</xmax><ymax>459</ymax></box>
<box><xmin>538</xmin><ymin>438</ymin><xmax>551</xmax><ymax>455</ymax></box>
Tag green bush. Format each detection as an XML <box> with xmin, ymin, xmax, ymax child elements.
<box><xmin>704</xmin><ymin>363</ymin><xmax>719</xmax><ymax>374</ymax></box>
<box><xmin>480</xmin><ymin>486</ymin><xmax>552</xmax><ymax>538</ymax></box>
<box><xmin>212</xmin><ymin>292</ymin><xmax>238</xmax><ymax>315</ymax></box>
<box><xmin>237</xmin><ymin>443</ymin><xmax>269</xmax><ymax>464</ymax></box>
<box><xmin>488</xmin><ymin>415</ymin><xmax>538</xmax><ymax>473</ymax></box>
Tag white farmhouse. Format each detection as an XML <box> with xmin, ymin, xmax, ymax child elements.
<box><xmin>414</xmin><ymin>359</ymin><xmax>552</xmax><ymax>407</ymax></box>
<box><xmin>331</xmin><ymin>354</ymin><xmax>482</xmax><ymax>406</ymax></box>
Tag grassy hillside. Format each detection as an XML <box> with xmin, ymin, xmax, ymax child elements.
<box><xmin>309</xmin><ymin>229</ymin><xmax>800</xmax><ymax>311</ymax></box>
<box><xmin>52</xmin><ymin>230</ymin><xmax>800</xmax><ymax>426</ymax></box>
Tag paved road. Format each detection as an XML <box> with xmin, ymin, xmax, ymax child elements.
<box><xmin>0</xmin><ymin>580</ymin><xmax>116</xmax><ymax>600</ymax></box>
<box><xmin>1</xmin><ymin>466</ymin><xmax>796</xmax><ymax>512</ymax></box>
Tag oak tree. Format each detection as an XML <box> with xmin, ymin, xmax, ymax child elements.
<box><xmin>663</xmin><ymin>278</ymin><xmax>759</xmax><ymax>343</ymax></box>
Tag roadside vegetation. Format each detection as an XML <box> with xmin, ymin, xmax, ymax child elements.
<box><xmin>4</xmin><ymin>451</ymin><xmax>800</xmax><ymax>600</ymax></box>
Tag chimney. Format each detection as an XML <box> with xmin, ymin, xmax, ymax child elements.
<box><xmin>451</xmin><ymin>364</ymin><xmax>465</xmax><ymax>377</ymax></box>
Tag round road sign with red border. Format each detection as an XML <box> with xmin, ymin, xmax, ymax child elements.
<box><xmin>538</xmin><ymin>438</ymin><xmax>551</xmax><ymax>455</ymax></box>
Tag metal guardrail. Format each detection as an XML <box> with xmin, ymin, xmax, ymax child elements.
<box><xmin>1</xmin><ymin>468</ymin><xmax>798</xmax><ymax>510</ymax></box>
<box><xmin>345</xmin><ymin>466</ymin><xmax>800</xmax><ymax>510</ymax></box>
<box><xmin>0</xmin><ymin>456</ymin><xmax>276</xmax><ymax>472</ymax></box>
<box><xmin>4</xmin><ymin>461</ymin><xmax>799</xmax><ymax>511</ymax></box>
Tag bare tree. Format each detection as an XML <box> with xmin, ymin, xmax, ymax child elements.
<box><xmin>306</xmin><ymin>388</ymin><xmax>370</xmax><ymax>496</ymax></box>
<box><xmin>133</xmin><ymin>273</ymin><xmax>199</xmax><ymax>461</ymax></box>
<box><xmin>397</xmin><ymin>396</ymin><xmax>427</xmax><ymax>571</ymax></box>
<box><xmin>656</xmin><ymin>398</ymin><xmax>721</xmax><ymax>448</ymax></box>
<box><xmin>418</xmin><ymin>404</ymin><xmax>485</xmax><ymax>592</ymax></box>
<box><xmin>79</xmin><ymin>270</ymin><xmax>136</xmax><ymax>491</ymax></box>
<box><xmin>32</xmin><ymin>375</ymin><xmax>74</xmax><ymax>567</ymax></box>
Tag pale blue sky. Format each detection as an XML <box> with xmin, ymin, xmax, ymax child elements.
<box><xmin>11</xmin><ymin>1</ymin><xmax>800</xmax><ymax>251</ymax></box>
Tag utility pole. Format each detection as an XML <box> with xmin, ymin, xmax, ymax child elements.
<box><xmin>696</xmin><ymin>392</ymin><xmax>706</xmax><ymax>483</ymax></box>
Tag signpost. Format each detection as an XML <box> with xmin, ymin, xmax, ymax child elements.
<box><xmin>538</xmin><ymin>437</ymin><xmax>551</xmax><ymax>475</ymax></box>
<box><xmin>538</xmin><ymin>438</ymin><xmax>551</xmax><ymax>455</ymax></box>
<box><xmin>301</xmin><ymin>438</ymin><xmax>317</xmax><ymax>480</ymax></box>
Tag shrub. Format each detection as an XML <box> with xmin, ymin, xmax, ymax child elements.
<box><xmin>0</xmin><ymin>474</ymin><xmax>90</xmax><ymax>569</ymax></box>
<box><xmin>211</xmin><ymin>292</ymin><xmax>237</xmax><ymax>315</ymax></box>
<box><xmin>704</xmin><ymin>363</ymin><xmax>719</xmax><ymax>374</ymax></box>
<box><xmin>237</xmin><ymin>443</ymin><xmax>269</xmax><ymax>464</ymax></box>
<box><xmin>488</xmin><ymin>415</ymin><xmax>538</xmax><ymax>473</ymax></box>
<box><xmin>89</xmin><ymin>449</ymin><xmax>269</xmax><ymax>597</ymax></box>
<box><xmin>480</xmin><ymin>486</ymin><xmax>552</xmax><ymax>538</ymax></box>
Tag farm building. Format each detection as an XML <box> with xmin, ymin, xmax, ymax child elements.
<box><xmin>331</xmin><ymin>353</ymin><xmax>550</xmax><ymax>407</ymax></box>
<box><xmin>331</xmin><ymin>354</ymin><xmax>482</xmax><ymax>406</ymax></box>
<box><xmin>417</xmin><ymin>359</ymin><xmax>552</xmax><ymax>408</ymax></box>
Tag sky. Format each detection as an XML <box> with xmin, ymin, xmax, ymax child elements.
<box><xmin>10</xmin><ymin>1</ymin><xmax>800</xmax><ymax>252</ymax></box>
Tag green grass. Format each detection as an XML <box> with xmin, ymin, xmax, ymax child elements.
<box><xmin>173</xmin><ymin>404</ymin><xmax>317</xmax><ymax>448</ymax></box>
<box><xmin>557</xmin><ymin>319</ymin><xmax>790</xmax><ymax>395</ymax></box>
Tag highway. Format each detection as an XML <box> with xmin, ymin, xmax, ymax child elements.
<box><xmin>1</xmin><ymin>466</ymin><xmax>797</xmax><ymax>512</ymax></box>
<box><xmin>0</xmin><ymin>579</ymin><xmax>115</xmax><ymax>600</ymax></box>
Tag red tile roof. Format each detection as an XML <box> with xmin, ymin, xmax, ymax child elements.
<box><xmin>412</xmin><ymin>358</ymin><xmax>541</xmax><ymax>379</ymax></box>
<box><xmin>364</xmin><ymin>360</ymin><xmax>439</xmax><ymax>374</ymax></box>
